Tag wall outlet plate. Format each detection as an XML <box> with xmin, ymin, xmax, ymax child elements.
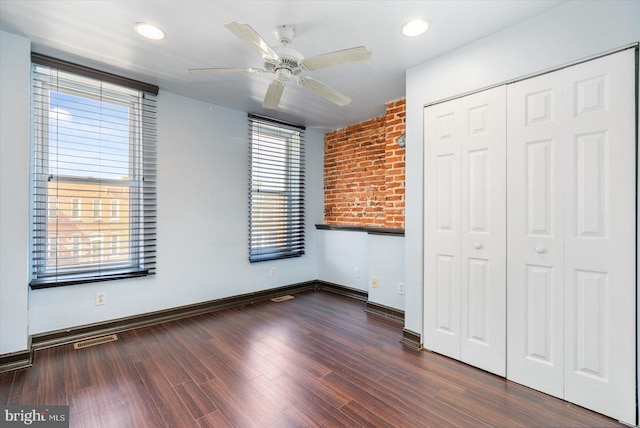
<box><xmin>96</xmin><ymin>292</ymin><xmax>106</xmax><ymax>306</ymax></box>
<box><xmin>371</xmin><ymin>276</ymin><xmax>378</xmax><ymax>288</ymax></box>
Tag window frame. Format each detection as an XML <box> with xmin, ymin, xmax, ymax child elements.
<box><xmin>71</xmin><ymin>235</ymin><xmax>82</xmax><ymax>259</ymax></box>
<box><xmin>71</xmin><ymin>197</ymin><xmax>82</xmax><ymax>219</ymax></box>
<box><xmin>92</xmin><ymin>198</ymin><xmax>102</xmax><ymax>219</ymax></box>
<box><xmin>29</xmin><ymin>54</ymin><xmax>158</xmax><ymax>289</ymax></box>
<box><xmin>248</xmin><ymin>114</ymin><xmax>305</xmax><ymax>263</ymax></box>
<box><xmin>110</xmin><ymin>199</ymin><xmax>120</xmax><ymax>219</ymax></box>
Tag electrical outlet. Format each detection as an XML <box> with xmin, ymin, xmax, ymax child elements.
<box><xmin>371</xmin><ymin>276</ymin><xmax>378</xmax><ymax>288</ymax></box>
<box><xmin>354</xmin><ymin>267</ymin><xmax>360</xmax><ymax>278</ymax></box>
<box><xmin>96</xmin><ymin>292</ymin><xmax>106</xmax><ymax>306</ymax></box>
<box><xmin>398</xmin><ymin>282</ymin><xmax>405</xmax><ymax>295</ymax></box>
<box><xmin>270</xmin><ymin>267</ymin><xmax>276</xmax><ymax>277</ymax></box>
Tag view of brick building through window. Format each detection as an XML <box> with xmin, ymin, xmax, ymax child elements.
<box><xmin>46</xmin><ymin>181</ymin><xmax>131</xmax><ymax>269</ymax></box>
<box><xmin>324</xmin><ymin>98</ymin><xmax>406</xmax><ymax>228</ymax></box>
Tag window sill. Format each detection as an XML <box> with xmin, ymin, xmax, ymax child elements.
<box><xmin>30</xmin><ymin>269</ymin><xmax>153</xmax><ymax>289</ymax></box>
<box><xmin>315</xmin><ymin>224</ymin><xmax>404</xmax><ymax>236</ymax></box>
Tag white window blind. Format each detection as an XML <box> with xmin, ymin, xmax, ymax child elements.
<box><xmin>30</xmin><ymin>54</ymin><xmax>158</xmax><ymax>288</ymax></box>
<box><xmin>249</xmin><ymin>114</ymin><xmax>305</xmax><ymax>262</ymax></box>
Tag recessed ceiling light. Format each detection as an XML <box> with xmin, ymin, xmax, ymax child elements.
<box><xmin>134</xmin><ymin>22</ymin><xmax>166</xmax><ymax>40</ymax></box>
<box><xmin>401</xmin><ymin>19</ymin><xmax>429</xmax><ymax>37</ymax></box>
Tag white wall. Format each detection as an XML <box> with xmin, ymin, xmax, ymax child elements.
<box><xmin>0</xmin><ymin>28</ymin><xmax>324</xmax><ymax>346</ymax></box>
<box><xmin>316</xmin><ymin>229</ymin><xmax>405</xmax><ymax>311</ymax></box>
<box><xmin>405</xmin><ymin>0</ymin><xmax>640</xmax><ymax>337</ymax></box>
<box><xmin>317</xmin><ymin>230</ymin><xmax>369</xmax><ymax>291</ymax></box>
<box><xmin>368</xmin><ymin>234</ymin><xmax>404</xmax><ymax>311</ymax></box>
<box><xmin>0</xmin><ymin>31</ymin><xmax>31</xmax><ymax>354</ymax></box>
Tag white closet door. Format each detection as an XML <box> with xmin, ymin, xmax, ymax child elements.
<box><xmin>459</xmin><ymin>87</ymin><xmax>507</xmax><ymax>376</ymax></box>
<box><xmin>562</xmin><ymin>49</ymin><xmax>636</xmax><ymax>425</ymax></box>
<box><xmin>424</xmin><ymin>97</ymin><xmax>462</xmax><ymax>360</ymax></box>
<box><xmin>506</xmin><ymin>70</ymin><xmax>566</xmax><ymax>398</ymax></box>
<box><xmin>425</xmin><ymin>86</ymin><xmax>507</xmax><ymax>376</ymax></box>
<box><xmin>507</xmin><ymin>48</ymin><xmax>636</xmax><ymax>425</ymax></box>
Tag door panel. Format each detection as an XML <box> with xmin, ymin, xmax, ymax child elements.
<box><xmin>468</xmin><ymin>149</ymin><xmax>489</xmax><ymax>233</ymax></box>
<box><xmin>574</xmin><ymin>132</ymin><xmax>607</xmax><ymax>238</ymax></box>
<box><xmin>459</xmin><ymin>87</ymin><xmax>506</xmax><ymax>376</ymax></box>
<box><xmin>467</xmin><ymin>257</ymin><xmax>489</xmax><ymax>344</ymax></box>
<box><xmin>507</xmin><ymin>71</ymin><xmax>565</xmax><ymax>399</ymax></box>
<box><xmin>436</xmin><ymin>154</ymin><xmax>456</xmax><ymax>232</ymax></box>
<box><xmin>572</xmin><ymin>269</ymin><xmax>608</xmax><ymax>380</ymax></box>
<box><xmin>524</xmin><ymin>264</ymin><xmax>555</xmax><ymax>365</ymax></box>
<box><xmin>526</xmin><ymin>139</ymin><xmax>553</xmax><ymax>236</ymax></box>
<box><xmin>424</xmin><ymin>98</ymin><xmax>462</xmax><ymax>360</ymax></box>
<box><xmin>562</xmin><ymin>49</ymin><xmax>636</xmax><ymax>425</ymax></box>
<box><xmin>435</xmin><ymin>254</ymin><xmax>456</xmax><ymax>335</ymax></box>
<box><xmin>508</xmin><ymin>49</ymin><xmax>636</xmax><ymax>424</ymax></box>
<box><xmin>425</xmin><ymin>86</ymin><xmax>507</xmax><ymax>375</ymax></box>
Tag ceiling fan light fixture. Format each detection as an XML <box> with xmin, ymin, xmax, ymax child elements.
<box><xmin>134</xmin><ymin>22</ymin><xmax>166</xmax><ymax>40</ymax></box>
<box><xmin>401</xmin><ymin>19</ymin><xmax>429</xmax><ymax>37</ymax></box>
<box><xmin>276</xmin><ymin>68</ymin><xmax>293</xmax><ymax>82</ymax></box>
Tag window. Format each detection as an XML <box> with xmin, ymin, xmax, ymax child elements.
<box><xmin>92</xmin><ymin>199</ymin><xmax>102</xmax><ymax>218</ymax></box>
<box><xmin>248</xmin><ymin>114</ymin><xmax>305</xmax><ymax>262</ymax></box>
<box><xmin>71</xmin><ymin>235</ymin><xmax>81</xmax><ymax>259</ymax></box>
<box><xmin>71</xmin><ymin>198</ymin><xmax>81</xmax><ymax>218</ymax></box>
<box><xmin>47</xmin><ymin>237</ymin><xmax>56</xmax><ymax>261</ymax></box>
<box><xmin>30</xmin><ymin>54</ymin><xmax>158</xmax><ymax>288</ymax></box>
<box><xmin>110</xmin><ymin>235</ymin><xmax>120</xmax><ymax>256</ymax></box>
<box><xmin>110</xmin><ymin>199</ymin><xmax>120</xmax><ymax>219</ymax></box>
<box><xmin>48</xmin><ymin>197</ymin><xmax>58</xmax><ymax>218</ymax></box>
<box><xmin>90</xmin><ymin>235</ymin><xmax>104</xmax><ymax>263</ymax></box>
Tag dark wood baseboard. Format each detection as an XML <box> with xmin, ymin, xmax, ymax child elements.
<box><xmin>315</xmin><ymin>280</ymin><xmax>368</xmax><ymax>302</ymax></box>
<box><xmin>364</xmin><ymin>301</ymin><xmax>404</xmax><ymax>324</ymax></box>
<box><xmin>31</xmin><ymin>281</ymin><xmax>317</xmax><ymax>351</ymax></box>
<box><xmin>399</xmin><ymin>328</ymin><xmax>422</xmax><ymax>350</ymax></box>
<box><xmin>0</xmin><ymin>347</ymin><xmax>33</xmax><ymax>373</ymax></box>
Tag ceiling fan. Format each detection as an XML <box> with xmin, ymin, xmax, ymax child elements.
<box><xmin>186</xmin><ymin>22</ymin><xmax>372</xmax><ymax>109</ymax></box>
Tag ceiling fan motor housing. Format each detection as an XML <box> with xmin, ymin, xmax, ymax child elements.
<box><xmin>275</xmin><ymin>24</ymin><xmax>295</xmax><ymax>45</ymax></box>
<box><xmin>266</xmin><ymin>45</ymin><xmax>305</xmax><ymax>77</ymax></box>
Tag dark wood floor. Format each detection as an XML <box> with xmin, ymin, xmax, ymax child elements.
<box><xmin>0</xmin><ymin>290</ymin><xmax>625</xmax><ymax>427</ymax></box>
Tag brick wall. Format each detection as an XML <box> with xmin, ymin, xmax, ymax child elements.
<box><xmin>383</xmin><ymin>99</ymin><xmax>406</xmax><ymax>228</ymax></box>
<box><xmin>324</xmin><ymin>98</ymin><xmax>406</xmax><ymax>228</ymax></box>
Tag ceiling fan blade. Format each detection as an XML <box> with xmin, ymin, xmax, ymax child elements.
<box><xmin>298</xmin><ymin>77</ymin><xmax>351</xmax><ymax>106</ymax></box>
<box><xmin>225</xmin><ymin>22</ymin><xmax>280</xmax><ymax>61</ymax></box>
<box><xmin>303</xmin><ymin>46</ymin><xmax>372</xmax><ymax>71</ymax></box>
<box><xmin>263</xmin><ymin>81</ymin><xmax>285</xmax><ymax>109</ymax></box>
<box><xmin>186</xmin><ymin>67</ymin><xmax>265</xmax><ymax>74</ymax></box>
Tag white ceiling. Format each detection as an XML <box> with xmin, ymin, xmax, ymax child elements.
<box><xmin>0</xmin><ymin>0</ymin><xmax>564</xmax><ymax>131</ymax></box>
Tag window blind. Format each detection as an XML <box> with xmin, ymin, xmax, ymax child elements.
<box><xmin>30</xmin><ymin>54</ymin><xmax>158</xmax><ymax>288</ymax></box>
<box><xmin>249</xmin><ymin>114</ymin><xmax>305</xmax><ymax>262</ymax></box>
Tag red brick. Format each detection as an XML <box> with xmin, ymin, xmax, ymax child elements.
<box><xmin>323</xmin><ymin>98</ymin><xmax>405</xmax><ymax>228</ymax></box>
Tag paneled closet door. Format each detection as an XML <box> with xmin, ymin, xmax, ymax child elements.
<box><xmin>507</xmin><ymin>48</ymin><xmax>636</xmax><ymax>425</ymax></box>
<box><xmin>561</xmin><ymin>49</ymin><xmax>636</xmax><ymax>425</ymax></box>
<box><xmin>459</xmin><ymin>87</ymin><xmax>506</xmax><ymax>376</ymax></box>
<box><xmin>424</xmin><ymin>97</ymin><xmax>462</xmax><ymax>361</ymax></box>
<box><xmin>424</xmin><ymin>86</ymin><xmax>507</xmax><ymax>376</ymax></box>
<box><xmin>506</xmin><ymin>70</ymin><xmax>566</xmax><ymax>399</ymax></box>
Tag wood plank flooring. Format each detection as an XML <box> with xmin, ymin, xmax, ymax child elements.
<box><xmin>0</xmin><ymin>290</ymin><xmax>626</xmax><ymax>427</ymax></box>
